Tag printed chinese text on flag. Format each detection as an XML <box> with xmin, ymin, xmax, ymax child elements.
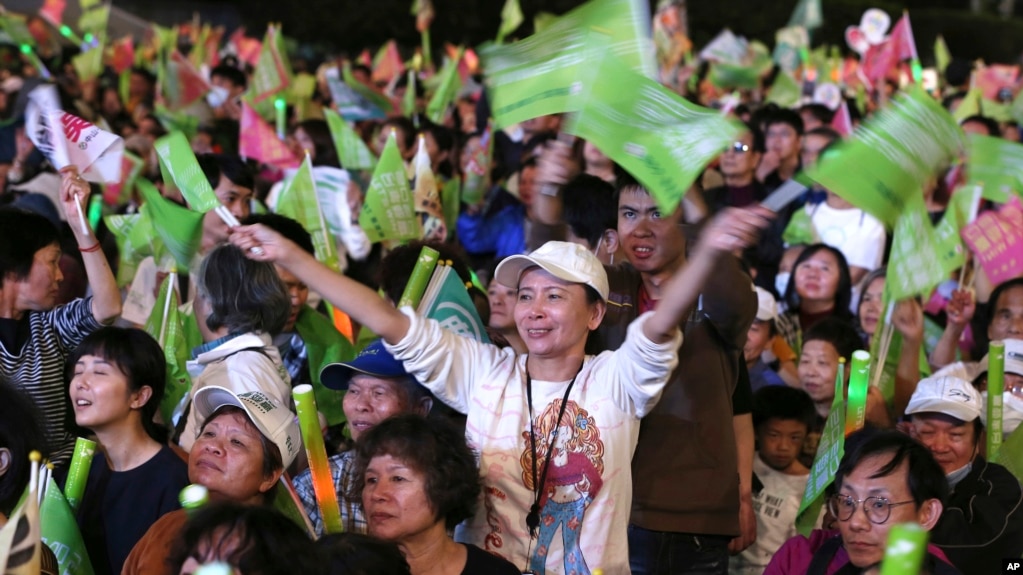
<box><xmin>966</xmin><ymin>133</ymin><xmax>1023</xmax><ymax>203</ymax></box>
<box><xmin>420</xmin><ymin>265</ymin><xmax>490</xmax><ymax>343</ymax></box>
<box><xmin>566</xmin><ymin>53</ymin><xmax>742</xmax><ymax>215</ymax></box>
<box><xmin>481</xmin><ymin>0</ymin><xmax>655</xmax><ymax>129</ymax></box>
<box><xmin>887</xmin><ymin>195</ymin><xmax>946</xmax><ymax>301</ymax></box>
<box><xmin>796</xmin><ymin>368</ymin><xmax>845</xmax><ymax>536</ymax></box>
<box><xmin>808</xmin><ymin>87</ymin><xmax>963</xmax><ymax>228</ymax></box>
<box><xmin>359</xmin><ymin>131</ymin><xmax>419</xmax><ymax>243</ymax></box>
<box><xmin>154</xmin><ymin>131</ymin><xmax>221</xmax><ymax>213</ymax></box>
<box><xmin>961</xmin><ymin>197</ymin><xmax>1023</xmax><ymax>286</ymax></box>
<box><xmin>144</xmin><ymin>273</ymin><xmax>192</xmax><ymax>423</ymax></box>
<box><xmin>276</xmin><ymin>155</ymin><xmax>341</xmax><ymax>272</ymax></box>
<box><xmin>240</xmin><ymin>101</ymin><xmax>300</xmax><ymax>168</ymax></box>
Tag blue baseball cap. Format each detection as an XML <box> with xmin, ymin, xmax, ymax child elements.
<box><xmin>320</xmin><ymin>339</ymin><xmax>410</xmax><ymax>391</ymax></box>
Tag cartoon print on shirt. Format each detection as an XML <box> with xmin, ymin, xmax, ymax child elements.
<box><xmin>520</xmin><ymin>400</ymin><xmax>605</xmax><ymax>575</ymax></box>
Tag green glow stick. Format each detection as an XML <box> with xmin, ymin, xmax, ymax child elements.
<box><xmin>879</xmin><ymin>523</ymin><xmax>928</xmax><ymax>575</ymax></box>
<box><xmin>845</xmin><ymin>350</ymin><xmax>871</xmax><ymax>436</ymax></box>
<box><xmin>293</xmin><ymin>384</ymin><xmax>343</xmax><ymax>533</ymax></box>
<box><xmin>64</xmin><ymin>437</ymin><xmax>96</xmax><ymax>513</ymax></box>
<box><xmin>397</xmin><ymin>246</ymin><xmax>440</xmax><ymax>309</ymax></box>
<box><xmin>988</xmin><ymin>341</ymin><xmax>1006</xmax><ymax>460</ymax></box>
<box><xmin>180</xmin><ymin>483</ymin><xmax>209</xmax><ymax>515</ymax></box>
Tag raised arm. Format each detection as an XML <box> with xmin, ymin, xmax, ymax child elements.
<box><xmin>230</xmin><ymin>224</ymin><xmax>410</xmax><ymax>344</ymax></box>
<box><xmin>642</xmin><ymin>207</ymin><xmax>773</xmax><ymax>343</ymax></box>
<box><xmin>59</xmin><ymin>168</ymin><xmax>120</xmax><ymax>324</ymax></box>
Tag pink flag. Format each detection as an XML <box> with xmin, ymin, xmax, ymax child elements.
<box><xmin>239</xmin><ymin>101</ymin><xmax>299</xmax><ymax>169</ymax></box>
<box><xmin>961</xmin><ymin>197</ymin><xmax>1023</xmax><ymax>285</ymax></box>
<box><xmin>109</xmin><ymin>36</ymin><xmax>135</xmax><ymax>74</ymax></box>
<box><xmin>358</xmin><ymin>49</ymin><xmax>372</xmax><ymax>68</ymax></box>
<box><xmin>975</xmin><ymin>64</ymin><xmax>1020</xmax><ymax>101</ymax></box>
<box><xmin>230</xmin><ymin>28</ymin><xmax>262</xmax><ymax>68</ymax></box>
<box><xmin>860</xmin><ymin>38</ymin><xmax>897</xmax><ymax>83</ymax></box>
<box><xmin>831</xmin><ymin>100</ymin><xmax>853</xmax><ymax>136</ymax></box>
<box><xmin>165</xmin><ymin>50</ymin><xmax>211</xmax><ymax>110</ymax></box>
<box><xmin>889</xmin><ymin>13</ymin><xmax>918</xmax><ymax>62</ymax></box>
<box><xmin>372</xmin><ymin>40</ymin><xmax>404</xmax><ymax>85</ymax></box>
<box><xmin>38</xmin><ymin>0</ymin><xmax>66</xmax><ymax>27</ymax></box>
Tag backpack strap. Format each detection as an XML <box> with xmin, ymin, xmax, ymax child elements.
<box><xmin>807</xmin><ymin>535</ymin><xmax>845</xmax><ymax>575</ymax></box>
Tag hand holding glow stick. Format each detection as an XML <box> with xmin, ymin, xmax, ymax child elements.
<box><xmin>293</xmin><ymin>384</ymin><xmax>343</xmax><ymax>533</ymax></box>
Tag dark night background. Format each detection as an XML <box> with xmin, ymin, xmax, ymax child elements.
<box><xmin>17</xmin><ymin>0</ymin><xmax>1023</xmax><ymax>65</ymax></box>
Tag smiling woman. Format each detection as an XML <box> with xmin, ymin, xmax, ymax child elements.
<box><xmin>0</xmin><ymin>173</ymin><xmax>121</xmax><ymax>467</ymax></box>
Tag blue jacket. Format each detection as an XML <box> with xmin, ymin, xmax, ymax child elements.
<box><xmin>456</xmin><ymin>202</ymin><xmax>527</xmax><ymax>258</ymax></box>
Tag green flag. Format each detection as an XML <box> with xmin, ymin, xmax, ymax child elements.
<box><xmin>933</xmin><ymin>187</ymin><xmax>979</xmax><ymax>276</ymax></box>
<box><xmin>359</xmin><ymin>132</ymin><xmax>420</xmax><ymax>243</ymax></box>
<box><xmin>566</xmin><ymin>54</ymin><xmax>742</xmax><ymax>214</ymax></box>
<box><xmin>402</xmin><ymin>69</ymin><xmax>418</xmax><ymax>118</ymax></box>
<box><xmin>276</xmin><ymin>155</ymin><xmax>341</xmax><ymax>272</ymax></box>
<box><xmin>72</xmin><ymin>47</ymin><xmax>104</xmax><ymax>81</ymax></box>
<box><xmin>782</xmin><ymin>205</ymin><xmax>818</xmax><ymax>246</ymax></box>
<box><xmin>774</xmin><ymin>26</ymin><xmax>809</xmax><ymax>73</ymax></box>
<box><xmin>426</xmin><ymin>50</ymin><xmax>463</xmax><ymax>124</ymax></box>
<box><xmin>708</xmin><ymin>61</ymin><xmax>761</xmax><ymax>90</ymax></box>
<box><xmin>153</xmin><ymin>104</ymin><xmax>200</xmax><ymax>141</ymax></box>
<box><xmin>993</xmin><ymin>424</ymin><xmax>1023</xmax><ymax>483</ymax></box>
<box><xmin>496</xmin><ymin>0</ymin><xmax>524</xmax><ymax>43</ymax></box>
<box><xmin>966</xmin><ymin>133</ymin><xmax>1023</xmax><ymax>203</ymax></box>
<box><xmin>420</xmin><ymin>265</ymin><xmax>490</xmax><ymax>343</ymax></box>
<box><xmin>787</xmin><ymin>0</ymin><xmax>822</xmax><ymax>31</ymax></box>
<box><xmin>808</xmin><ymin>87</ymin><xmax>963</xmax><ymax>228</ymax></box>
<box><xmin>953</xmin><ymin>88</ymin><xmax>982</xmax><ymax>123</ymax></box>
<box><xmin>480</xmin><ymin>0</ymin><xmax>655</xmax><ymax>129</ymax></box>
<box><xmin>324</xmin><ymin>108</ymin><xmax>377</xmax><ymax>171</ymax></box>
<box><xmin>888</xmin><ymin>195</ymin><xmax>946</xmax><ymax>301</ymax></box>
<box><xmin>342</xmin><ymin>61</ymin><xmax>395</xmax><ymax>115</ymax></box>
<box><xmin>440</xmin><ymin>177</ymin><xmax>461</xmax><ymax>238</ymax></box>
<box><xmin>766</xmin><ymin>70</ymin><xmax>801</xmax><ymax>108</ymax></box>
<box><xmin>138</xmin><ymin>179</ymin><xmax>204</xmax><ymax>270</ymax></box>
<box><xmin>294</xmin><ymin>306</ymin><xmax>354</xmax><ymax>426</ymax></box>
<box><xmin>152</xmin><ymin>23</ymin><xmax>178</xmax><ymax>56</ymax></box>
<box><xmin>104</xmin><ymin>212</ymin><xmax>153</xmax><ymax>287</ymax></box>
<box><xmin>154</xmin><ymin>131</ymin><xmax>220</xmax><ymax>213</ymax></box>
<box><xmin>41</xmin><ymin>478</ymin><xmax>95</xmax><ymax>575</ymax></box>
<box><xmin>934</xmin><ymin>35</ymin><xmax>951</xmax><ymax>75</ymax></box>
<box><xmin>144</xmin><ymin>273</ymin><xmax>192</xmax><ymax>423</ymax></box>
<box><xmin>796</xmin><ymin>368</ymin><xmax>845</xmax><ymax>536</ymax></box>
<box><xmin>534</xmin><ymin>11</ymin><xmax>558</xmax><ymax>33</ymax></box>
<box><xmin>247</xmin><ymin>24</ymin><xmax>293</xmax><ymax>120</ymax></box>
<box><xmin>78</xmin><ymin>4</ymin><xmax>109</xmax><ymax>41</ymax></box>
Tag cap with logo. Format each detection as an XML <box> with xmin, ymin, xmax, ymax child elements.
<box><xmin>320</xmin><ymin>338</ymin><xmax>410</xmax><ymax>391</ymax></box>
<box><xmin>977</xmin><ymin>339</ymin><xmax>1023</xmax><ymax>379</ymax></box>
<box><xmin>905</xmin><ymin>375</ymin><xmax>982</xmax><ymax>423</ymax></box>
<box><xmin>193</xmin><ymin>386</ymin><xmax>302</xmax><ymax>468</ymax></box>
<box><xmin>494</xmin><ymin>241</ymin><xmax>609</xmax><ymax>302</ymax></box>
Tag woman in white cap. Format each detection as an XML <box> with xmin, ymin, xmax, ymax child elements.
<box><xmin>905</xmin><ymin>374</ymin><xmax>1023</xmax><ymax>574</ymax></box>
<box><xmin>229</xmin><ymin>208</ymin><xmax>768</xmax><ymax>574</ymax></box>
<box><xmin>122</xmin><ymin>385</ymin><xmax>302</xmax><ymax>575</ymax></box>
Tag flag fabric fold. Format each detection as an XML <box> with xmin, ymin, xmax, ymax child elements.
<box><xmin>276</xmin><ymin>155</ymin><xmax>341</xmax><ymax>272</ymax></box>
<box><xmin>154</xmin><ymin>131</ymin><xmax>221</xmax><ymax>213</ymax></box>
<box><xmin>144</xmin><ymin>272</ymin><xmax>193</xmax><ymax>423</ymax></box>
<box><xmin>359</xmin><ymin>132</ymin><xmax>419</xmax><ymax>243</ymax></box>
<box><xmin>324</xmin><ymin>108</ymin><xmax>377</xmax><ymax>171</ymax></box>
<box><xmin>137</xmin><ymin>179</ymin><xmax>204</xmax><ymax>270</ymax></box>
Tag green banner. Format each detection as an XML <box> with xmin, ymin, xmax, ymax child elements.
<box><xmin>138</xmin><ymin>179</ymin><xmax>204</xmax><ymax>270</ymax></box>
<box><xmin>144</xmin><ymin>273</ymin><xmax>193</xmax><ymax>424</ymax></box>
<box><xmin>766</xmin><ymin>70</ymin><xmax>802</xmax><ymax>108</ymax></box>
<box><xmin>887</xmin><ymin>195</ymin><xmax>947</xmax><ymax>301</ymax></box>
<box><xmin>566</xmin><ymin>54</ymin><xmax>742</xmax><ymax>214</ymax></box>
<box><xmin>933</xmin><ymin>187</ymin><xmax>979</xmax><ymax>276</ymax></box>
<box><xmin>41</xmin><ymin>478</ymin><xmax>95</xmax><ymax>575</ymax></box>
<box><xmin>276</xmin><ymin>155</ymin><xmax>341</xmax><ymax>272</ymax></box>
<box><xmin>966</xmin><ymin>133</ymin><xmax>1023</xmax><ymax>203</ymax></box>
<box><xmin>104</xmin><ymin>212</ymin><xmax>154</xmax><ymax>287</ymax></box>
<box><xmin>155</xmin><ymin>131</ymin><xmax>220</xmax><ymax>213</ymax></box>
<box><xmin>358</xmin><ymin>132</ymin><xmax>420</xmax><ymax>242</ymax></box>
<box><xmin>480</xmin><ymin>0</ymin><xmax>654</xmax><ymax>129</ymax></box>
<box><xmin>324</xmin><ymin>108</ymin><xmax>377</xmax><ymax>171</ymax></box>
<box><xmin>426</xmin><ymin>49</ymin><xmax>463</xmax><ymax>124</ymax></box>
<box><xmin>808</xmin><ymin>87</ymin><xmax>963</xmax><ymax>228</ymax></box>
<box><xmin>796</xmin><ymin>369</ymin><xmax>846</xmax><ymax>536</ymax></box>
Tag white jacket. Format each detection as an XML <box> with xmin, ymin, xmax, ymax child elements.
<box><xmin>178</xmin><ymin>332</ymin><xmax>292</xmax><ymax>452</ymax></box>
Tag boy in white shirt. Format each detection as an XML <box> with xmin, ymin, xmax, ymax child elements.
<box><xmin>730</xmin><ymin>386</ymin><xmax>817</xmax><ymax>575</ymax></box>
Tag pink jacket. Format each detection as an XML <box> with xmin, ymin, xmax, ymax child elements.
<box><xmin>764</xmin><ymin>529</ymin><xmax>955</xmax><ymax>575</ymax></box>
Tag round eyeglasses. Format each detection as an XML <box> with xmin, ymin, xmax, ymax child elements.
<box><xmin>726</xmin><ymin>142</ymin><xmax>750</xmax><ymax>154</ymax></box>
<box><xmin>827</xmin><ymin>494</ymin><xmax>915</xmax><ymax>525</ymax></box>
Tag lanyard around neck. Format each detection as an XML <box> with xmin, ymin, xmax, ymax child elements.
<box><xmin>524</xmin><ymin>359</ymin><xmax>584</xmax><ymax>539</ymax></box>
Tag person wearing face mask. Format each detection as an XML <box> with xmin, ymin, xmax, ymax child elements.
<box><xmin>906</xmin><ymin>375</ymin><xmax>1023</xmax><ymax>574</ymax></box>
<box><xmin>979</xmin><ymin>339</ymin><xmax>1023</xmax><ymax>437</ymax></box>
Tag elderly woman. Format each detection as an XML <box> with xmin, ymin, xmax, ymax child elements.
<box><xmin>0</xmin><ymin>173</ymin><xmax>121</xmax><ymax>465</ymax></box>
<box><xmin>177</xmin><ymin>243</ymin><xmax>292</xmax><ymax>451</ymax></box>
<box><xmin>231</xmin><ymin>207</ymin><xmax>768</xmax><ymax>573</ymax></box>
<box><xmin>123</xmin><ymin>385</ymin><xmax>301</xmax><ymax>574</ymax></box>
<box><xmin>353</xmin><ymin>414</ymin><xmax>518</xmax><ymax>575</ymax></box>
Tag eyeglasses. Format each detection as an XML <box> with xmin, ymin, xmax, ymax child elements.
<box><xmin>726</xmin><ymin>142</ymin><xmax>750</xmax><ymax>154</ymax></box>
<box><xmin>827</xmin><ymin>495</ymin><xmax>915</xmax><ymax>525</ymax></box>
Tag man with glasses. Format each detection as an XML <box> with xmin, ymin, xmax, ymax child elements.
<box><xmin>701</xmin><ymin>126</ymin><xmax>765</xmax><ymax>214</ymax></box>
<box><xmin>906</xmin><ymin>374</ymin><xmax>1023</xmax><ymax>574</ymax></box>
<box><xmin>765</xmin><ymin>429</ymin><xmax>962</xmax><ymax>574</ymax></box>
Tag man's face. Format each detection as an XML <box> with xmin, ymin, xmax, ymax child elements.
<box><xmin>343</xmin><ymin>375</ymin><xmax>414</xmax><ymax>442</ymax></box>
<box><xmin>201</xmin><ymin>174</ymin><xmax>254</xmax><ymax>251</ymax></box>
<box><xmin>276</xmin><ymin>265</ymin><xmax>309</xmax><ymax>333</ymax></box>
<box><xmin>910</xmin><ymin>413</ymin><xmax>977</xmax><ymax>474</ymax></box>
<box><xmin>989</xmin><ymin>286</ymin><xmax>1023</xmax><ymax>341</ymax></box>
<box><xmin>719</xmin><ymin>132</ymin><xmax>760</xmax><ymax>180</ymax></box>
<box><xmin>800</xmin><ymin>133</ymin><xmax>832</xmax><ymax>168</ymax></box>
<box><xmin>617</xmin><ymin>187</ymin><xmax>685</xmax><ymax>276</ymax></box>
<box><xmin>834</xmin><ymin>455</ymin><xmax>928</xmax><ymax>569</ymax></box>
<box><xmin>766</xmin><ymin>122</ymin><xmax>801</xmax><ymax>163</ymax></box>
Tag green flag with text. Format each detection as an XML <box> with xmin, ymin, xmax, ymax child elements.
<box><xmin>966</xmin><ymin>133</ymin><xmax>1023</xmax><ymax>203</ymax></box>
<box><xmin>144</xmin><ymin>273</ymin><xmax>192</xmax><ymax>423</ymax></box>
<box><xmin>887</xmin><ymin>195</ymin><xmax>947</xmax><ymax>301</ymax></box>
<box><xmin>359</xmin><ymin>132</ymin><xmax>419</xmax><ymax>242</ymax></box>
<box><xmin>276</xmin><ymin>155</ymin><xmax>341</xmax><ymax>272</ymax></box>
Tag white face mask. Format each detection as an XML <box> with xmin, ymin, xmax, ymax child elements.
<box><xmin>206</xmin><ymin>85</ymin><xmax>230</xmax><ymax>108</ymax></box>
<box><xmin>946</xmin><ymin>461</ymin><xmax>973</xmax><ymax>488</ymax></box>
<box><xmin>775</xmin><ymin>272</ymin><xmax>791</xmax><ymax>300</ymax></box>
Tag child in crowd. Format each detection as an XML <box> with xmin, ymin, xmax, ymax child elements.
<box><xmin>746</xmin><ymin>287</ymin><xmax>786</xmax><ymax>392</ymax></box>
<box><xmin>730</xmin><ymin>386</ymin><xmax>817</xmax><ymax>575</ymax></box>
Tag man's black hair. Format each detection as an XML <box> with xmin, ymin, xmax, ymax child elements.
<box><xmin>829</xmin><ymin>428</ymin><xmax>949</xmax><ymax>507</ymax></box>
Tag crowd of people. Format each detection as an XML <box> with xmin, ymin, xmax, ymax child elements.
<box><xmin>1</xmin><ymin>3</ymin><xmax>1023</xmax><ymax>575</ymax></box>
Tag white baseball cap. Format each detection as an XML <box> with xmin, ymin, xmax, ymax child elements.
<box><xmin>905</xmin><ymin>375</ymin><xmax>982</xmax><ymax>422</ymax></box>
<box><xmin>495</xmin><ymin>241</ymin><xmax>609</xmax><ymax>302</ymax></box>
<box><xmin>193</xmin><ymin>386</ymin><xmax>302</xmax><ymax>468</ymax></box>
<box><xmin>754</xmin><ymin>287</ymin><xmax>777</xmax><ymax>322</ymax></box>
<box><xmin>977</xmin><ymin>339</ymin><xmax>1023</xmax><ymax>379</ymax></box>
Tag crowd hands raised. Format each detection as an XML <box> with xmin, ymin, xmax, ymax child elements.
<box><xmin>1</xmin><ymin>4</ymin><xmax>1023</xmax><ymax>575</ymax></box>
